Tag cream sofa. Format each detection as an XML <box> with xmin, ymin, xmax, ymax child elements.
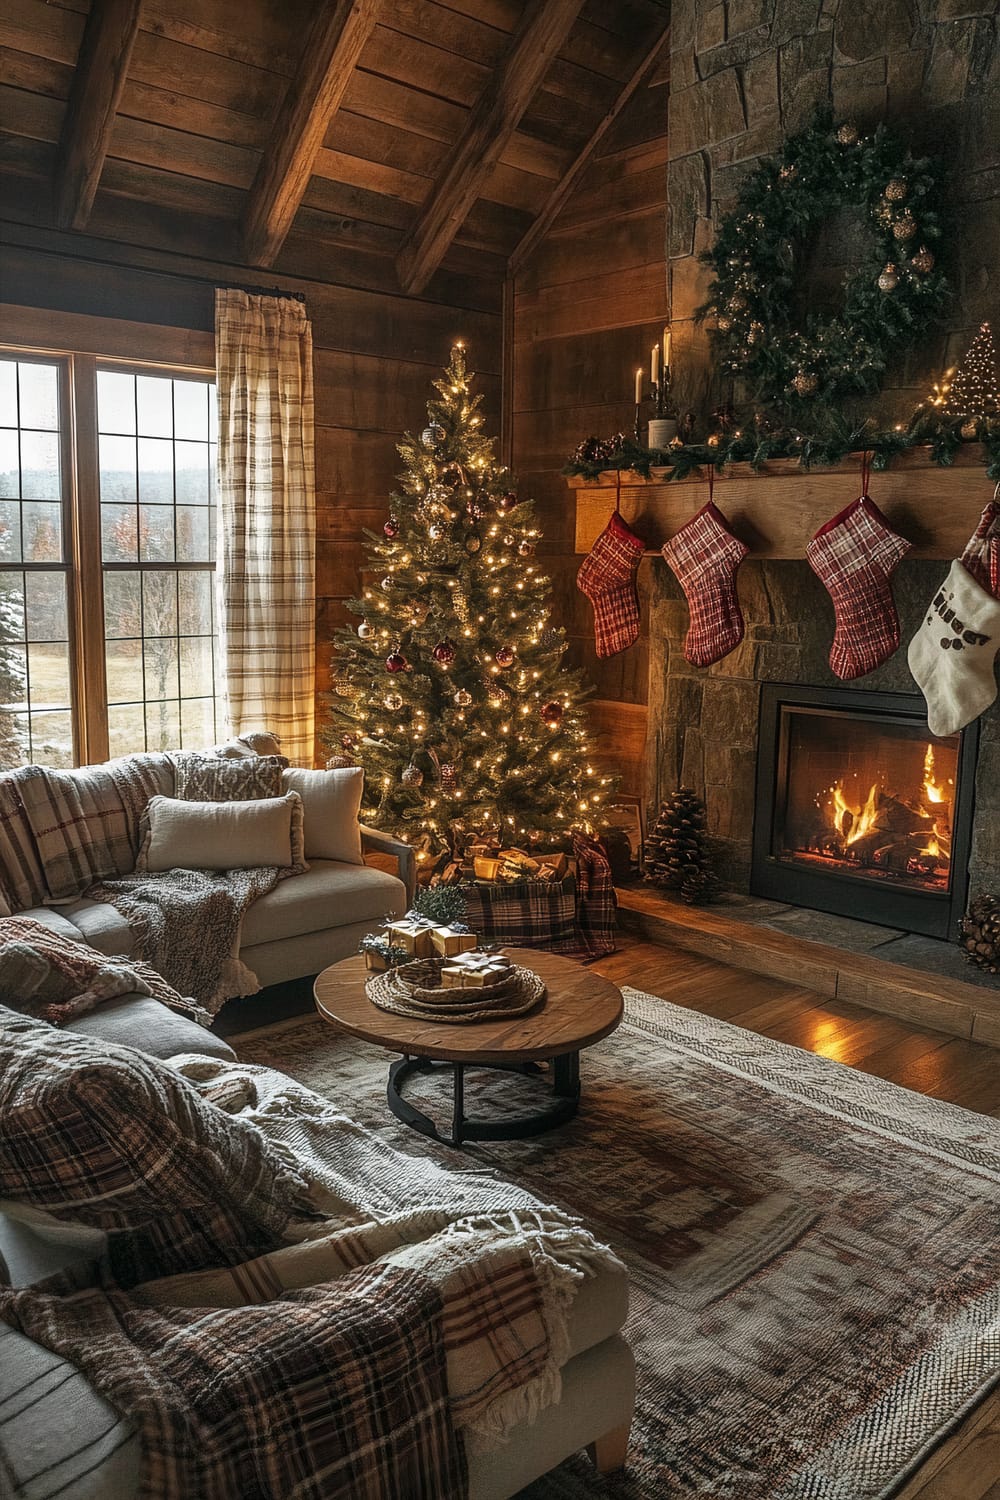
<box><xmin>0</xmin><ymin>743</ymin><xmax>415</xmax><ymax>1003</ymax></box>
<box><xmin>0</xmin><ymin>1007</ymin><xmax>634</xmax><ymax>1500</ymax></box>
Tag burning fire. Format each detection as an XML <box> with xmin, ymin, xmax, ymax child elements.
<box><xmin>923</xmin><ymin>744</ymin><xmax>945</xmax><ymax>805</ymax></box>
<box><xmin>830</xmin><ymin>782</ymin><xmax>880</xmax><ymax>846</ymax></box>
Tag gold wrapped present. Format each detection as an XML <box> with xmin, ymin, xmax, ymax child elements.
<box><xmin>364</xmin><ymin>949</ymin><xmax>389</xmax><ymax>972</ymax></box>
<box><xmin>440</xmin><ymin>951</ymin><xmax>512</xmax><ymax>988</ymax></box>
<box><xmin>430</xmin><ymin>925</ymin><xmax>478</xmax><ymax>958</ymax></box>
<box><xmin>474</xmin><ymin>856</ymin><xmax>501</xmax><ymax>881</ymax></box>
<box><xmin>386</xmin><ymin>917</ymin><xmax>435</xmax><ymax>958</ymax></box>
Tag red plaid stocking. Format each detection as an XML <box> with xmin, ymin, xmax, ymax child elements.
<box><xmin>576</xmin><ymin>509</ymin><xmax>644</xmax><ymax>657</ymax></box>
<box><xmin>661</xmin><ymin>501</ymin><xmax>748</xmax><ymax>667</ymax></box>
<box><xmin>806</xmin><ymin>494</ymin><xmax>912</xmax><ymax>680</ymax></box>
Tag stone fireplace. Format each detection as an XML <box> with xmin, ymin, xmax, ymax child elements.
<box><xmin>750</xmin><ymin>683</ymin><xmax>977</xmax><ymax>939</ymax></box>
<box><xmin>646</xmin><ymin>556</ymin><xmax>1000</xmax><ymax>936</ymax></box>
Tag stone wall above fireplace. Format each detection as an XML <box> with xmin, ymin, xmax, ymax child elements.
<box><xmin>645</xmin><ymin>555</ymin><xmax>1000</xmax><ymax>911</ymax></box>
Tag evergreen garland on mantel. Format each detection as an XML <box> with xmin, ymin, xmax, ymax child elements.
<box><xmin>563</xmin><ymin>418</ymin><xmax>1000</xmax><ymax>484</ymax></box>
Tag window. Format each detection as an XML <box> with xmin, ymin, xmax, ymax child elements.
<box><xmin>0</xmin><ymin>352</ymin><xmax>220</xmax><ymax>769</ymax></box>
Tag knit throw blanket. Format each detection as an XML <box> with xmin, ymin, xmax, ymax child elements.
<box><xmin>85</xmin><ymin>865</ymin><xmax>277</xmax><ymax>1013</ymax></box>
<box><xmin>0</xmin><ymin>1057</ymin><xmax>622</xmax><ymax>1498</ymax></box>
<box><xmin>0</xmin><ymin>915</ymin><xmax>209</xmax><ymax>1027</ymax></box>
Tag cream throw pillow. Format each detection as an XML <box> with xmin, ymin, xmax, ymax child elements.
<box><xmin>138</xmin><ymin>792</ymin><xmax>307</xmax><ymax>874</ymax></box>
<box><xmin>282</xmin><ymin>766</ymin><xmax>364</xmax><ymax>865</ymax></box>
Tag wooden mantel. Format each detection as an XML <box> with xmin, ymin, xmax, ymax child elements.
<box><xmin>569</xmin><ymin>447</ymin><xmax>992</xmax><ymax>559</ymax></box>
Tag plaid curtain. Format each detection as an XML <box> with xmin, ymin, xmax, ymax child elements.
<box><xmin>215</xmin><ymin>290</ymin><xmax>316</xmax><ymax>766</ymax></box>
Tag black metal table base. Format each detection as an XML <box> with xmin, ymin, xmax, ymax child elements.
<box><xmin>387</xmin><ymin>1052</ymin><xmax>581</xmax><ymax>1146</ymax></box>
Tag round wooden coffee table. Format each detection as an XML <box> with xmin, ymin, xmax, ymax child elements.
<box><xmin>313</xmin><ymin>949</ymin><xmax>623</xmax><ymax>1147</ymax></box>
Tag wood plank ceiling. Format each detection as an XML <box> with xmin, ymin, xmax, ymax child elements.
<box><xmin>0</xmin><ymin>0</ymin><xmax>670</xmax><ymax>299</ymax></box>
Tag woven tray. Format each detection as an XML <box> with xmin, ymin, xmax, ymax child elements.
<box><xmin>365</xmin><ymin>957</ymin><xmax>546</xmax><ymax>1024</ymax></box>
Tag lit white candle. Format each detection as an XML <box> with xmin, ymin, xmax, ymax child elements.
<box><xmin>651</xmin><ymin>344</ymin><xmax>660</xmax><ymax>385</ymax></box>
<box><xmin>662</xmin><ymin>326</ymin><xmax>671</xmax><ymax>370</ymax></box>
<box><xmin>634</xmin><ymin>367</ymin><xmax>643</xmax><ymax>403</ymax></box>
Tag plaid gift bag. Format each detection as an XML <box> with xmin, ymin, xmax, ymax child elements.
<box><xmin>460</xmin><ymin>837</ymin><xmax>616</xmax><ymax>961</ymax></box>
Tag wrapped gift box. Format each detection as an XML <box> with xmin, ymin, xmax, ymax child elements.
<box><xmin>430</xmin><ymin>925</ymin><xmax>478</xmax><ymax>958</ymax></box>
<box><xmin>474</xmin><ymin>856</ymin><xmax>501</xmax><ymax>881</ymax></box>
<box><xmin>440</xmin><ymin>952</ymin><xmax>512</xmax><ymax>988</ymax></box>
<box><xmin>386</xmin><ymin>916</ymin><xmax>436</xmax><ymax>958</ymax></box>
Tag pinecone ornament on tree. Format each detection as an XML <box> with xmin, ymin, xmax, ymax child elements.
<box><xmin>958</xmin><ymin>894</ymin><xmax>1000</xmax><ymax>974</ymax></box>
<box><xmin>644</xmin><ymin>787</ymin><xmax>720</xmax><ymax>904</ymax></box>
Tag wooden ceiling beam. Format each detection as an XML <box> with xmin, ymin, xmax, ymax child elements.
<box><xmin>243</xmin><ymin>0</ymin><xmax>382</xmax><ymax>268</ymax></box>
<box><xmin>396</xmin><ymin>0</ymin><xmax>586</xmax><ymax>297</ymax></box>
<box><xmin>507</xmin><ymin>20</ymin><xmax>671</xmax><ymax>277</ymax></box>
<box><xmin>54</xmin><ymin>0</ymin><xmax>144</xmax><ymax>231</ymax></box>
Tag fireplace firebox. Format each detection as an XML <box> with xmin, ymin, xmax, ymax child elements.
<box><xmin>751</xmin><ymin>685</ymin><xmax>979</xmax><ymax>939</ymax></box>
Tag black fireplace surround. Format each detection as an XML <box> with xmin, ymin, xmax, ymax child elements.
<box><xmin>751</xmin><ymin>684</ymin><xmax>979</xmax><ymax>939</ymax></box>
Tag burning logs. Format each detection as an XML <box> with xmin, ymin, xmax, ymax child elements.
<box><xmin>803</xmin><ymin>789</ymin><xmax>951</xmax><ymax>880</ymax></box>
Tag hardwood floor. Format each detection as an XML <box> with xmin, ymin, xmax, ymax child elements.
<box><xmin>593</xmin><ymin>934</ymin><xmax>1000</xmax><ymax>1118</ymax></box>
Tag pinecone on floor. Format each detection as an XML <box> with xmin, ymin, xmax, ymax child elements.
<box><xmin>958</xmin><ymin>894</ymin><xmax>1000</xmax><ymax>974</ymax></box>
<box><xmin>644</xmin><ymin>787</ymin><xmax>720</xmax><ymax>905</ymax></box>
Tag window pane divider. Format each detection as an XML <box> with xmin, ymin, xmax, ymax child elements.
<box><xmin>69</xmin><ymin>354</ymin><xmax>109</xmax><ymax>763</ymax></box>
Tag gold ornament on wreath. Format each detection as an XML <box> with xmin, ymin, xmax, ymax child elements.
<box><xmin>697</xmin><ymin>108</ymin><xmax>948</xmax><ymax>407</ymax></box>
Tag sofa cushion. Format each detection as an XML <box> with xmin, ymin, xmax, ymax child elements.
<box><xmin>0</xmin><ymin>1007</ymin><xmax>309</xmax><ymax>1284</ymax></box>
<box><xmin>66</xmin><ymin>993</ymin><xmax>235</xmax><ymax>1062</ymax></box>
<box><xmin>11</xmin><ymin>906</ymin><xmax>83</xmax><ymax>942</ymax></box>
<box><xmin>61</xmin><ymin>897</ymin><xmax>134</xmax><ymax>956</ymax></box>
<box><xmin>241</xmin><ymin>860</ymin><xmax>404</xmax><ymax>947</ymax></box>
<box><xmin>0</xmin><ymin>778</ymin><xmax>48</xmax><ymax>911</ymax></box>
<box><xmin>174</xmin><ymin>752</ymin><xmax>288</xmax><ymax>802</ymax></box>
<box><xmin>282</xmin><ymin>766</ymin><xmax>364</xmax><ymax>865</ymax></box>
<box><xmin>0</xmin><ymin>1324</ymin><xmax>142</xmax><ymax>1499</ymax></box>
<box><xmin>137</xmin><ymin>791</ymin><xmax>307</xmax><ymax>874</ymax></box>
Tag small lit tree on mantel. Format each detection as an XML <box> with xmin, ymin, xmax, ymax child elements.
<box><xmin>323</xmin><ymin>344</ymin><xmax>610</xmax><ymax>862</ymax></box>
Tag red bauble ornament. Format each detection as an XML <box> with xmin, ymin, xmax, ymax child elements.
<box><xmin>498</xmin><ymin>491</ymin><xmax>518</xmax><ymax>513</ymax></box>
<box><xmin>432</xmin><ymin>637</ymin><xmax>457</xmax><ymax>665</ymax></box>
<box><xmin>495</xmin><ymin>645</ymin><xmax>515</xmax><ymax>668</ymax></box>
<box><xmin>385</xmin><ymin>651</ymin><xmax>407</xmax><ymax>673</ymax></box>
<box><xmin>383</xmin><ymin>517</ymin><xmax>399</xmax><ymax>538</ymax></box>
<box><xmin>541</xmin><ymin>700</ymin><xmax>563</xmax><ymax>727</ymax></box>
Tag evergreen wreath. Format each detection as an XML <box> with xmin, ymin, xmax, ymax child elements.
<box><xmin>697</xmin><ymin>109</ymin><xmax>949</xmax><ymax>409</ymax></box>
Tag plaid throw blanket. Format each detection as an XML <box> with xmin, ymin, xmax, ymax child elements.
<box><xmin>1</xmin><ymin>1262</ymin><xmax>465</xmax><ymax>1500</ymax></box>
<box><xmin>0</xmin><ymin>915</ymin><xmax>209</xmax><ymax>1026</ymax></box>
<box><xmin>461</xmin><ymin>837</ymin><xmax>616</xmax><ymax>961</ymax></box>
<box><xmin>0</xmin><ymin>1054</ymin><xmax>621</xmax><ymax>1497</ymax></box>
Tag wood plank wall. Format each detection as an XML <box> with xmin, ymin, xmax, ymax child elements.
<box><xmin>510</xmin><ymin>53</ymin><xmax>668</xmax><ymax>793</ymax></box>
<box><xmin>0</xmin><ymin>214</ymin><xmax>501</xmax><ymax>764</ymax></box>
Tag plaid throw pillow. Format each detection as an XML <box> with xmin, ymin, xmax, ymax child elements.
<box><xmin>0</xmin><ymin>1007</ymin><xmax>312</xmax><ymax>1285</ymax></box>
<box><xmin>14</xmin><ymin>765</ymin><xmax>138</xmax><ymax>901</ymax></box>
<box><xmin>174</xmin><ymin>753</ymin><xmax>288</xmax><ymax>802</ymax></box>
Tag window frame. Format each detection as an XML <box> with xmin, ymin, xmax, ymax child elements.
<box><xmin>0</xmin><ymin>311</ymin><xmax>217</xmax><ymax>767</ymax></box>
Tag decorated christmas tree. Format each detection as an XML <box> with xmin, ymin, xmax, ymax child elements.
<box><xmin>644</xmin><ymin>788</ymin><xmax>720</xmax><ymax>904</ymax></box>
<box><xmin>948</xmin><ymin>322</ymin><xmax>999</xmax><ymax>422</ymax></box>
<box><xmin>324</xmin><ymin>344</ymin><xmax>609</xmax><ymax>861</ymax></box>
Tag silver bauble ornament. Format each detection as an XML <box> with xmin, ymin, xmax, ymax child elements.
<box><xmin>380</xmin><ymin>574</ymin><xmax>394</xmax><ymax>591</ymax></box>
<box><xmin>358</xmin><ymin>621</ymin><xmax>373</xmax><ymax>640</ymax></box>
<box><xmin>878</xmin><ymin>262</ymin><xmax>899</xmax><ymax>293</ymax></box>
<box><xmin>421</xmin><ymin>424</ymin><xmax>445</xmax><ymax>449</ymax></box>
<box><xmin>454</xmin><ymin>688</ymin><xmax>473</xmax><ymax>707</ymax></box>
<box><xmin>428</xmin><ymin>523</ymin><xmax>444</xmax><ymax>540</ymax></box>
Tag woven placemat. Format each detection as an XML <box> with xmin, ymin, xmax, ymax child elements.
<box><xmin>365</xmin><ymin>960</ymin><xmax>546</xmax><ymax>1024</ymax></box>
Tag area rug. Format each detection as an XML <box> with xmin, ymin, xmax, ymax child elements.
<box><xmin>235</xmin><ymin>988</ymin><xmax>1000</xmax><ymax>1499</ymax></box>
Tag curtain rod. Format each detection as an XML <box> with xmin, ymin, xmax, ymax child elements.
<box><xmin>221</xmin><ymin>281</ymin><xmax>306</xmax><ymax>303</ymax></box>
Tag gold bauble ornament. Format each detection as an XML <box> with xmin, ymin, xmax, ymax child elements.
<box><xmin>884</xmin><ymin>177</ymin><xmax>908</xmax><ymax>202</ymax></box>
<box><xmin>878</xmin><ymin>262</ymin><xmax>900</xmax><ymax>293</ymax></box>
<box><xmin>911</xmin><ymin>245</ymin><xmax>935</xmax><ymax>274</ymax></box>
<box><xmin>728</xmin><ymin>293</ymin><xmax>748</xmax><ymax>312</ymax></box>
<box><xmin>961</xmin><ymin>418</ymin><xmax>979</xmax><ymax>440</ymax></box>
<box><xmin>717</xmin><ymin>315</ymin><xmax>733</xmax><ymax>333</ymax></box>
<box><xmin>836</xmin><ymin>122</ymin><xmax>859</xmax><ymax>145</ymax></box>
<box><xmin>791</xmin><ymin>370</ymin><xmax>819</xmax><ymax>397</ymax></box>
<box><xmin>892</xmin><ymin>211</ymin><xmax>917</xmax><ymax>240</ymax></box>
